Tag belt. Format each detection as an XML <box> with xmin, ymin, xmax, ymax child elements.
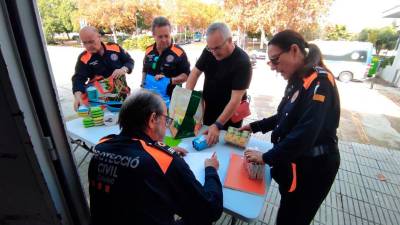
<box><xmin>303</xmin><ymin>144</ymin><xmax>338</xmax><ymax>157</ymax></box>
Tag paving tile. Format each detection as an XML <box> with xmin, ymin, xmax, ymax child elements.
<box><xmin>341</xmin><ymin>160</ymin><xmax>361</xmax><ymax>174</ymax></box>
<box><xmin>355</xmin><ymin>155</ymin><xmax>380</xmax><ymax>169</ymax></box>
<box><xmin>375</xmin><ymin>206</ymin><xmax>388</xmax><ymax>225</ymax></box>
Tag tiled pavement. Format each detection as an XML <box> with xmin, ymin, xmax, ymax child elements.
<box><xmin>72</xmin><ymin>139</ymin><xmax>400</xmax><ymax>225</ymax></box>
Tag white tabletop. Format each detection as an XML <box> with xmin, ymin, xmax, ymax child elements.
<box><xmin>66</xmin><ymin>117</ymin><xmax>273</xmax><ymax>222</ymax></box>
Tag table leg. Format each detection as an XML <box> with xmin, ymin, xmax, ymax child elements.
<box><xmin>71</xmin><ymin>140</ymin><xmax>82</xmax><ymax>153</ymax></box>
<box><xmin>230</xmin><ymin>216</ymin><xmax>237</xmax><ymax>225</ymax></box>
<box><xmin>70</xmin><ymin>138</ymin><xmax>93</xmax><ymax>168</ymax></box>
<box><xmin>77</xmin><ymin>150</ymin><xmax>91</xmax><ymax>168</ymax></box>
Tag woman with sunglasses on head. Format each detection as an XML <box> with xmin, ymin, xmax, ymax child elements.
<box><xmin>240</xmin><ymin>30</ymin><xmax>341</xmax><ymax>225</ymax></box>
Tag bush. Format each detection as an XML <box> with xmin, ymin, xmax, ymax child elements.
<box><xmin>136</xmin><ymin>35</ymin><xmax>154</xmax><ymax>50</ymax></box>
<box><xmin>122</xmin><ymin>35</ymin><xmax>154</xmax><ymax>50</ymax></box>
<box><xmin>173</xmin><ymin>32</ymin><xmax>193</xmax><ymax>44</ymax></box>
<box><xmin>122</xmin><ymin>38</ymin><xmax>137</xmax><ymax>50</ymax></box>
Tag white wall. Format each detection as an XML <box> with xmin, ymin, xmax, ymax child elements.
<box><xmin>381</xmin><ymin>37</ymin><xmax>400</xmax><ymax>87</ymax></box>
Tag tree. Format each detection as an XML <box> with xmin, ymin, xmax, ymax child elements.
<box><xmin>76</xmin><ymin>0</ymin><xmax>131</xmax><ymax>42</ymax></box>
<box><xmin>164</xmin><ymin>0</ymin><xmax>222</xmax><ymax>34</ymax></box>
<box><xmin>324</xmin><ymin>24</ymin><xmax>352</xmax><ymax>41</ymax></box>
<box><xmin>76</xmin><ymin>0</ymin><xmax>161</xmax><ymax>42</ymax></box>
<box><xmin>358</xmin><ymin>26</ymin><xmax>398</xmax><ymax>54</ymax></box>
<box><xmin>128</xmin><ymin>0</ymin><xmax>162</xmax><ymax>34</ymax></box>
<box><xmin>223</xmin><ymin>0</ymin><xmax>333</xmax><ymax>49</ymax></box>
<box><xmin>38</xmin><ymin>0</ymin><xmax>77</xmax><ymax>42</ymax></box>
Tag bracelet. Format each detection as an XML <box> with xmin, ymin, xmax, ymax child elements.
<box><xmin>213</xmin><ymin>121</ymin><xmax>224</xmax><ymax>130</ymax></box>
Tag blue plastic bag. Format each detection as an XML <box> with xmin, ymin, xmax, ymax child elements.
<box><xmin>144</xmin><ymin>74</ymin><xmax>171</xmax><ymax>108</ymax></box>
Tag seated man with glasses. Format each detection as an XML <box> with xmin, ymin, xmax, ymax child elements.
<box><xmin>186</xmin><ymin>22</ymin><xmax>252</xmax><ymax>146</ymax></box>
<box><xmin>88</xmin><ymin>89</ymin><xmax>222</xmax><ymax>225</ymax></box>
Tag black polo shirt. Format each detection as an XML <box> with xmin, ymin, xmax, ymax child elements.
<box><xmin>143</xmin><ymin>43</ymin><xmax>190</xmax><ymax>96</ymax></box>
<box><xmin>195</xmin><ymin>46</ymin><xmax>252</xmax><ymax>126</ymax></box>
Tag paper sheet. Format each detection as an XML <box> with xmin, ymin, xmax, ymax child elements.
<box><xmin>183</xmin><ymin>152</ymin><xmax>213</xmax><ymax>185</ymax></box>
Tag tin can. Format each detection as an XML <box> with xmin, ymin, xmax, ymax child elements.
<box><xmin>192</xmin><ymin>135</ymin><xmax>209</xmax><ymax>151</ymax></box>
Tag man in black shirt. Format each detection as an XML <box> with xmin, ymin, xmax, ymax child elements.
<box><xmin>186</xmin><ymin>22</ymin><xmax>252</xmax><ymax>145</ymax></box>
<box><xmin>142</xmin><ymin>16</ymin><xmax>190</xmax><ymax>97</ymax></box>
<box><xmin>72</xmin><ymin>26</ymin><xmax>134</xmax><ymax>111</ymax></box>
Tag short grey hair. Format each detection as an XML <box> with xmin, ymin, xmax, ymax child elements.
<box><xmin>206</xmin><ymin>22</ymin><xmax>232</xmax><ymax>40</ymax></box>
<box><xmin>118</xmin><ymin>89</ymin><xmax>164</xmax><ymax>134</ymax></box>
<box><xmin>79</xmin><ymin>26</ymin><xmax>100</xmax><ymax>37</ymax></box>
<box><xmin>151</xmin><ymin>16</ymin><xmax>171</xmax><ymax>32</ymax></box>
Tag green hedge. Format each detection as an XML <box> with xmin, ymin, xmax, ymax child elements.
<box><xmin>122</xmin><ymin>35</ymin><xmax>154</xmax><ymax>50</ymax></box>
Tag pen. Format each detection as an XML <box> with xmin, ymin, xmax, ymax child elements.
<box><xmin>212</xmin><ymin>152</ymin><xmax>216</xmax><ymax>158</ymax></box>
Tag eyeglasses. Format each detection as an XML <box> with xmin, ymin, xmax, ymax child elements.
<box><xmin>159</xmin><ymin>114</ymin><xmax>173</xmax><ymax>127</ymax></box>
<box><xmin>268</xmin><ymin>51</ymin><xmax>287</xmax><ymax>66</ymax></box>
<box><xmin>206</xmin><ymin>39</ymin><xmax>228</xmax><ymax>52</ymax></box>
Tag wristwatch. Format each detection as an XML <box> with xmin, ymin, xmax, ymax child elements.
<box><xmin>213</xmin><ymin>121</ymin><xmax>224</xmax><ymax>130</ymax></box>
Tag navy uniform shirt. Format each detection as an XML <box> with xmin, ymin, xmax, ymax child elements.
<box><xmin>143</xmin><ymin>43</ymin><xmax>190</xmax><ymax>96</ymax></box>
<box><xmin>88</xmin><ymin>132</ymin><xmax>223</xmax><ymax>225</ymax></box>
<box><xmin>250</xmin><ymin>67</ymin><xmax>340</xmax><ymax>167</ymax></box>
<box><xmin>72</xmin><ymin>42</ymin><xmax>134</xmax><ymax>93</ymax></box>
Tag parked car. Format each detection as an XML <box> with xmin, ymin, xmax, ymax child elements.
<box><xmin>193</xmin><ymin>31</ymin><xmax>202</xmax><ymax>42</ymax></box>
<box><xmin>312</xmin><ymin>40</ymin><xmax>374</xmax><ymax>82</ymax></box>
<box><xmin>250</xmin><ymin>49</ymin><xmax>267</xmax><ymax>60</ymax></box>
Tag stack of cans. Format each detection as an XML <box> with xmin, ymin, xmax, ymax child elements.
<box><xmin>77</xmin><ymin>105</ymin><xmax>89</xmax><ymax>117</ymax></box>
<box><xmin>90</xmin><ymin>107</ymin><xmax>104</xmax><ymax>126</ymax></box>
<box><xmin>224</xmin><ymin>126</ymin><xmax>251</xmax><ymax>148</ymax></box>
<box><xmin>243</xmin><ymin>159</ymin><xmax>265</xmax><ymax>180</ymax></box>
<box><xmin>82</xmin><ymin>117</ymin><xmax>95</xmax><ymax>128</ymax></box>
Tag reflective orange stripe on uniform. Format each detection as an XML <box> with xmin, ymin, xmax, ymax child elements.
<box><xmin>288</xmin><ymin>163</ymin><xmax>297</xmax><ymax>192</ymax></box>
<box><xmin>171</xmin><ymin>45</ymin><xmax>183</xmax><ymax>57</ymax></box>
<box><xmin>303</xmin><ymin>72</ymin><xmax>318</xmax><ymax>90</ymax></box>
<box><xmin>327</xmin><ymin>73</ymin><xmax>335</xmax><ymax>87</ymax></box>
<box><xmin>105</xmin><ymin>44</ymin><xmax>120</xmax><ymax>53</ymax></box>
<box><xmin>145</xmin><ymin>45</ymin><xmax>153</xmax><ymax>56</ymax></box>
<box><xmin>97</xmin><ymin>137</ymin><xmax>112</xmax><ymax>145</ymax></box>
<box><xmin>80</xmin><ymin>52</ymin><xmax>92</xmax><ymax>64</ymax></box>
<box><xmin>138</xmin><ymin>140</ymin><xmax>173</xmax><ymax>174</ymax></box>
<box><xmin>303</xmin><ymin>71</ymin><xmax>335</xmax><ymax>89</ymax></box>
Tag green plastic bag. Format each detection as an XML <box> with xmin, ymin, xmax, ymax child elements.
<box><xmin>169</xmin><ymin>87</ymin><xmax>203</xmax><ymax>139</ymax></box>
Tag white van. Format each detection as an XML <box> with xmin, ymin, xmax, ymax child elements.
<box><xmin>312</xmin><ymin>41</ymin><xmax>374</xmax><ymax>82</ymax></box>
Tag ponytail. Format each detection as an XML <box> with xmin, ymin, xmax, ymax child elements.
<box><xmin>303</xmin><ymin>43</ymin><xmax>331</xmax><ymax>76</ymax></box>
